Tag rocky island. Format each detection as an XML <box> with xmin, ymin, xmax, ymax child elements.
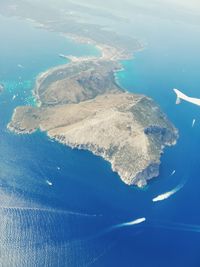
<box><xmin>8</xmin><ymin>56</ymin><xmax>178</xmax><ymax>187</ymax></box>
<box><xmin>3</xmin><ymin>0</ymin><xmax>178</xmax><ymax>187</ymax></box>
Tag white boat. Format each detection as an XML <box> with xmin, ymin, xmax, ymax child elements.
<box><xmin>152</xmin><ymin>181</ymin><xmax>185</xmax><ymax>202</ymax></box>
<box><xmin>171</xmin><ymin>170</ymin><xmax>176</xmax><ymax>176</ymax></box>
<box><xmin>152</xmin><ymin>191</ymin><xmax>174</xmax><ymax>202</ymax></box>
<box><xmin>122</xmin><ymin>217</ymin><xmax>146</xmax><ymax>226</ymax></box>
<box><xmin>17</xmin><ymin>64</ymin><xmax>24</xmax><ymax>68</ymax></box>
<box><xmin>46</xmin><ymin>180</ymin><xmax>53</xmax><ymax>186</ymax></box>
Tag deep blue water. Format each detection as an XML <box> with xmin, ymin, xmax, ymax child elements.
<box><xmin>0</xmin><ymin>15</ymin><xmax>200</xmax><ymax>266</ymax></box>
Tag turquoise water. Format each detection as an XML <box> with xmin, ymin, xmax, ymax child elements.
<box><xmin>0</xmin><ymin>15</ymin><xmax>200</xmax><ymax>266</ymax></box>
<box><xmin>0</xmin><ymin>15</ymin><xmax>100</xmax><ymax>108</ymax></box>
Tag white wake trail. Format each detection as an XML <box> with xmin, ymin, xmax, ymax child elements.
<box><xmin>0</xmin><ymin>205</ymin><xmax>100</xmax><ymax>217</ymax></box>
<box><xmin>192</xmin><ymin>119</ymin><xmax>196</xmax><ymax>127</ymax></box>
<box><xmin>116</xmin><ymin>217</ymin><xmax>146</xmax><ymax>227</ymax></box>
<box><xmin>152</xmin><ymin>221</ymin><xmax>200</xmax><ymax>233</ymax></box>
<box><xmin>152</xmin><ymin>179</ymin><xmax>186</xmax><ymax>202</ymax></box>
<box><xmin>90</xmin><ymin>217</ymin><xmax>146</xmax><ymax>239</ymax></box>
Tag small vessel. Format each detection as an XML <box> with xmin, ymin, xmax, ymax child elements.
<box><xmin>46</xmin><ymin>180</ymin><xmax>53</xmax><ymax>186</ymax></box>
<box><xmin>123</xmin><ymin>217</ymin><xmax>146</xmax><ymax>226</ymax></box>
<box><xmin>59</xmin><ymin>54</ymin><xmax>68</xmax><ymax>59</ymax></box>
<box><xmin>12</xmin><ymin>94</ymin><xmax>17</xmax><ymax>100</ymax></box>
<box><xmin>152</xmin><ymin>181</ymin><xmax>185</xmax><ymax>202</ymax></box>
<box><xmin>17</xmin><ymin>64</ymin><xmax>24</xmax><ymax>68</ymax></box>
<box><xmin>0</xmin><ymin>83</ymin><xmax>4</xmax><ymax>93</ymax></box>
<box><xmin>192</xmin><ymin>119</ymin><xmax>196</xmax><ymax>127</ymax></box>
<box><xmin>152</xmin><ymin>192</ymin><xmax>173</xmax><ymax>202</ymax></box>
<box><xmin>171</xmin><ymin>170</ymin><xmax>176</xmax><ymax>176</ymax></box>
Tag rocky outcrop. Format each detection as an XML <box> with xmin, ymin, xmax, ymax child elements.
<box><xmin>8</xmin><ymin>89</ymin><xmax>178</xmax><ymax>187</ymax></box>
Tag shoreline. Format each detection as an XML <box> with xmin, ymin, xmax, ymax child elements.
<box><xmin>6</xmin><ymin>16</ymin><xmax>178</xmax><ymax>187</ymax></box>
<box><xmin>32</xmin><ymin>35</ymin><xmax>142</xmax><ymax>107</ymax></box>
<box><xmin>23</xmin><ymin>16</ymin><xmax>144</xmax><ymax>107</ymax></box>
<box><xmin>46</xmin><ymin>131</ymin><xmax>160</xmax><ymax>188</ymax></box>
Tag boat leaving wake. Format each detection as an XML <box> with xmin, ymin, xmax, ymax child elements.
<box><xmin>152</xmin><ymin>180</ymin><xmax>186</xmax><ymax>202</ymax></box>
<box><xmin>46</xmin><ymin>180</ymin><xmax>53</xmax><ymax>186</ymax></box>
<box><xmin>91</xmin><ymin>217</ymin><xmax>146</xmax><ymax>239</ymax></box>
<box><xmin>118</xmin><ymin>217</ymin><xmax>146</xmax><ymax>227</ymax></box>
<box><xmin>171</xmin><ymin>170</ymin><xmax>176</xmax><ymax>176</ymax></box>
<box><xmin>192</xmin><ymin>119</ymin><xmax>196</xmax><ymax>127</ymax></box>
<box><xmin>0</xmin><ymin>205</ymin><xmax>100</xmax><ymax>217</ymax></box>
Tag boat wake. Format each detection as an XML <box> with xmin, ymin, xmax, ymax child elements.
<box><xmin>152</xmin><ymin>221</ymin><xmax>200</xmax><ymax>234</ymax></box>
<box><xmin>91</xmin><ymin>217</ymin><xmax>146</xmax><ymax>239</ymax></box>
<box><xmin>0</xmin><ymin>205</ymin><xmax>100</xmax><ymax>217</ymax></box>
<box><xmin>46</xmin><ymin>180</ymin><xmax>53</xmax><ymax>186</ymax></box>
<box><xmin>117</xmin><ymin>217</ymin><xmax>146</xmax><ymax>227</ymax></box>
<box><xmin>192</xmin><ymin>119</ymin><xmax>196</xmax><ymax>127</ymax></box>
<box><xmin>152</xmin><ymin>180</ymin><xmax>186</xmax><ymax>202</ymax></box>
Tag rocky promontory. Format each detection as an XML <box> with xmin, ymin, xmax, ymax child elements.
<box><xmin>8</xmin><ymin>59</ymin><xmax>178</xmax><ymax>187</ymax></box>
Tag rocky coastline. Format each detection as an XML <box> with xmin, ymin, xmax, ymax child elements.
<box><xmin>6</xmin><ymin>5</ymin><xmax>178</xmax><ymax>187</ymax></box>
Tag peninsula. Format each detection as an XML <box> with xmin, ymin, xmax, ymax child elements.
<box><xmin>8</xmin><ymin>57</ymin><xmax>178</xmax><ymax>187</ymax></box>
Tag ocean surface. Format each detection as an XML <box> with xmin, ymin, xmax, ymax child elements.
<box><xmin>0</xmin><ymin>15</ymin><xmax>200</xmax><ymax>266</ymax></box>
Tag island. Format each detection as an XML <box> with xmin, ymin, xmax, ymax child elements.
<box><xmin>8</xmin><ymin>56</ymin><xmax>178</xmax><ymax>187</ymax></box>
<box><xmin>3</xmin><ymin>1</ymin><xmax>178</xmax><ymax>187</ymax></box>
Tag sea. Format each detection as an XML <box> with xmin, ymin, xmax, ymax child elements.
<box><xmin>0</xmin><ymin>15</ymin><xmax>200</xmax><ymax>267</ymax></box>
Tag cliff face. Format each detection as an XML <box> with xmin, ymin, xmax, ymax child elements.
<box><xmin>8</xmin><ymin>62</ymin><xmax>178</xmax><ymax>187</ymax></box>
